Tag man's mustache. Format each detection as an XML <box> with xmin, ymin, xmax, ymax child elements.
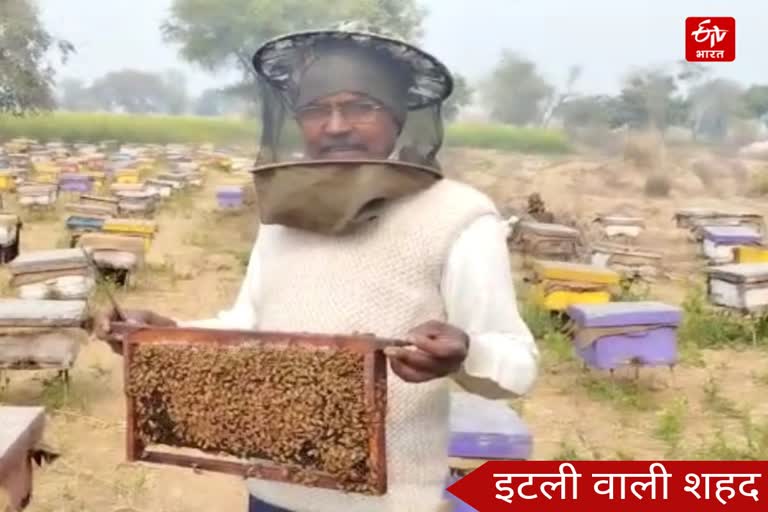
<box><xmin>319</xmin><ymin>140</ymin><xmax>368</xmax><ymax>154</ymax></box>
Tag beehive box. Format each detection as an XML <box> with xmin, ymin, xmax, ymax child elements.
<box><xmin>0</xmin><ymin>170</ymin><xmax>16</xmax><ymax>192</ymax></box>
<box><xmin>734</xmin><ymin>245</ymin><xmax>768</xmax><ymax>264</ymax></box>
<box><xmin>109</xmin><ymin>183</ymin><xmax>145</xmax><ymax>195</ymax></box>
<box><xmin>590</xmin><ymin>243</ymin><xmax>663</xmax><ymax>279</ymax></box>
<box><xmin>155</xmin><ymin>173</ymin><xmax>188</xmax><ymax>190</ymax></box>
<box><xmin>216</xmin><ymin>185</ymin><xmax>246</xmax><ymax>210</ymax></box>
<box><xmin>675</xmin><ymin>208</ymin><xmax>721</xmax><ymax>229</ymax></box>
<box><xmin>508</xmin><ymin>221</ymin><xmax>581</xmax><ymax>263</ymax></box>
<box><xmin>8</xmin><ymin>249</ymin><xmax>94</xmax><ymax>300</ymax></box>
<box><xmin>118</xmin><ymin>325</ymin><xmax>389</xmax><ymax>495</ymax></box>
<box><xmin>114</xmin><ymin>169</ymin><xmax>141</xmax><ymax>185</ymax></box>
<box><xmin>531</xmin><ymin>260</ymin><xmax>620</xmax><ymax>311</ymax></box>
<box><xmin>688</xmin><ymin>213</ymin><xmax>766</xmax><ymax>240</ymax></box>
<box><xmin>593</xmin><ymin>215</ymin><xmax>645</xmax><ymax>239</ymax></box>
<box><xmin>145</xmin><ymin>179</ymin><xmax>176</xmax><ymax>199</ymax></box>
<box><xmin>78</xmin><ymin>233</ymin><xmax>146</xmax><ymax>271</ymax></box>
<box><xmin>17</xmin><ymin>184</ymin><xmax>57</xmax><ymax>208</ymax></box>
<box><xmin>58</xmin><ymin>173</ymin><xmax>93</xmax><ymax>194</ymax></box>
<box><xmin>65</xmin><ymin>216</ymin><xmax>106</xmax><ymax>245</ymax></box>
<box><xmin>444</xmin><ymin>392</ymin><xmax>532</xmax><ymax>511</ymax></box>
<box><xmin>0</xmin><ymin>299</ymin><xmax>87</xmax><ymax>370</ymax></box>
<box><xmin>566</xmin><ymin>301</ymin><xmax>681</xmax><ymax>371</ymax></box>
<box><xmin>65</xmin><ymin>200</ymin><xmax>117</xmax><ymax>219</ymax></box>
<box><xmin>102</xmin><ymin>219</ymin><xmax>156</xmax><ymax>252</ymax></box>
<box><xmin>0</xmin><ymin>406</ymin><xmax>46</xmax><ymax>511</ymax></box>
<box><xmin>699</xmin><ymin>226</ymin><xmax>762</xmax><ymax>264</ymax></box>
<box><xmin>447</xmin><ymin>392</ymin><xmax>531</xmax><ymax>470</ymax></box>
<box><xmin>706</xmin><ymin>263</ymin><xmax>768</xmax><ymax>312</ymax></box>
<box><xmin>115</xmin><ymin>190</ymin><xmax>160</xmax><ymax>218</ymax></box>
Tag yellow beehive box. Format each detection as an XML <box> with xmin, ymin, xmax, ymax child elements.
<box><xmin>35</xmin><ymin>171</ymin><xmax>60</xmax><ymax>184</ymax></box>
<box><xmin>136</xmin><ymin>158</ymin><xmax>155</xmax><ymax>173</ymax></box>
<box><xmin>115</xmin><ymin>169</ymin><xmax>141</xmax><ymax>185</ymax></box>
<box><xmin>0</xmin><ymin>171</ymin><xmax>16</xmax><ymax>192</ymax></box>
<box><xmin>82</xmin><ymin>171</ymin><xmax>107</xmax><ymax>189</ymax></box>
<box><xmin>734</xmin><ymin>245</ymin><xmax>768</xmax><ymax>264</ymax></box>
<box><xmin>32</xmin><ymin>161</ymin><xmax>58</xmax><ymax>174</ymax></box>
<box><xmin>531</xmin><ymin>260</ymin><xmax>620</xmax><ymax>311</ymax></box>
<box><xmin>102</xmin><ymin>219</ymin><xmax>157</xmax><ymax>251</ymax></box>
<box><xmin>532</xmin><ymin>260</ymin><xmax>620</xmax><ymax>285</ymax></box>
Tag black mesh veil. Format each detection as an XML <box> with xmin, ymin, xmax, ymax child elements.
<box><xmin>251</xmin><ymin>26</ymin><xmax>453</xmax><ymax>172</ymax></box>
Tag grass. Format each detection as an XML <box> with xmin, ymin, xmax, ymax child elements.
<box><xmin>0</xmin><ymin>112</ymin><xmax>258</xmax><ymax>145</ymax></box>
<box><xmin>654</xmin><ymin>398</ymin><xmax>688</xmax><ymax>456</ymax></box>
<box><xmin>678</xmin><ymin>285</ymin><xmax>768</xmax><ymax>349</ymax></box>
<box><xmin>0</xmin><ymin>112</ymin><xmax>572</xmax><ymax>154</ymax></box>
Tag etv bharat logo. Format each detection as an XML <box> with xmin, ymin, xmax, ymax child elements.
<box><xmin>686</xmin><ymin>17</ymin><xmax>735</xmax><ymax>62</ymax></box>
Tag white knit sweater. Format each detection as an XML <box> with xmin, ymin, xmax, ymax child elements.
<box><xmin>245</xmin><ymin>178</ymin><xmax>498</xmax><ymax>512</ymax></box>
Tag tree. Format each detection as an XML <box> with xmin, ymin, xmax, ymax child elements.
<box><xmin>743</xmin><ymin>84</ymin><xmax>768</xmax><ymax>120</ymax></box>
<box><xmin>161</xmin><ymin>0</ymin><xmax>427</xmax><ymax>106</ymax></box>
<box><xmin>57</xmin><ymin>78</ymin><xmax>94</xmax><ymax>112</ymax></box>
<box><xmin>541</xmin><ymin>65</ymin><xmax>582</xmax><ymax>127</ymax></box>
<box><xmin>161</xmin><ymin>69</ymin><xmax>190</xmax><ymax>115</ymax></box>
<box><xmin>483</xmin><ymin>51</ymin><xmax>554</xmax><ymax>126</ymax></box>
<box><xmin>88</xmin><ymin>69</ymin><xmax>188</xmax><ymax>114</ymax></box>
<box><xmin>193</xmin><ymin>87</ymin><xmax>248</xmax><ymax>116</ymax></box>
<box><xmin>443</xmin><ymin>73</ymin><xmax>473</xmax><ymax>122</ymax></box>
<box><xmin>688</xmin><ymin>78</ymin><xmax>746</xmax><ymax>141</ymax></box>
<box><xmin>556</xmin><ymin>95</ymin><xmax>621</xmax><ymax>130</ymax></box>
<box><xmin>614</xmin><ymin>68</ymin><xmax>680</xmax><ymax>129</ymax></box>
<box><xmin>0</xmin><ymin>0</ymin><xmax>74</xmax><ymax>114</ymax></box>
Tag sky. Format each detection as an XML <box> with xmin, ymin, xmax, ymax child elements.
<box><xmin>37</xmin><ymin>0</ymin><xmax>767</xmax><ymax>97</ymax></box>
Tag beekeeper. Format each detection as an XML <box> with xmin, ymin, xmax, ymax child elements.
<box><xmin>96</xmin><ymin>22</ymin><xmax>539</xmax><ymax>512</ymax></box>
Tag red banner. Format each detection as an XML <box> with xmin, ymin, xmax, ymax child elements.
<box><xmin>446</xmin><ymin>461</ymin><xmax>767</xmax><ymax>512</ymax></box>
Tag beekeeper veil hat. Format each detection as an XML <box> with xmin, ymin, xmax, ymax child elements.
<box><xmin>251</xmin><ymin>21</ymin><xmax>454</xmax><ymax>169</ymax></box>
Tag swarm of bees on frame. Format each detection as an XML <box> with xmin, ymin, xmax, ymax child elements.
<box><xmin>127</xmin><ymin>343</ymin><xmax>382</xmax><ymax>493</ymax></box>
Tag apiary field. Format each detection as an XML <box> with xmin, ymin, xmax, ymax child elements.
<box><xmin>2</xmin><ymin>144</ymin><xmax>768</xmax><ymax>511</ymax></box>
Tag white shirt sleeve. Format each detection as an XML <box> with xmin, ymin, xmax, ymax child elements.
<box><xmin>175</xmin><ymin>241</ymin><xmax>260</xmax><ymax>330</ymax></box>
<box><xmin>442</xmin><ymin>213</ymin><xmax>540</xmax><ymax>397</ymax></box>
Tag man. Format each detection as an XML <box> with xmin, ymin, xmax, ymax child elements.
<box><xmin>96</xmin><ymin>22</ymin><xmax>538</xmax><ymax>512</ymax></box>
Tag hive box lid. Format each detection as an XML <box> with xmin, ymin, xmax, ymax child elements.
<box><xmin>0</xmin><ymin>299</ymin><xmax>88</xmax><ymax>326</ymax></box>
<box><xmin>517</xmin><ymin>221</ymin><xmax>580</xmax><ymax>237</ymax></box>
<box><xmin>701</xmin><ymin>226</ymin><xmax>762</xmax><ymax>244</ymax></box>
<box><xmin>449</xmin><ymin>392</ymin><xmax>532</xmax><ymax>460</ymax></box>
<box><xmin>707</xmin><ymin>263</ymin><xmax>768</xmax><ymax>283</ymax></box>
<box><xmin>595</xmin><ymin>215</ymin><xmax>645</xmax><ymax>226</ymax></box>
<box><xmin>567</xmin><ymin>301</ymin><xmax>682</xmax><ymax>328</ymax></box>
<box><xmin>533</xmin><ymin>260</ymin><xmax>620</xmax><ymax>284</ymax></box>
<box><xmin>0</xmin><ymin>406</ymin><xmax>45</xmax><ymax>472</ymax></box>
<box><xmin>9</xmin><ymin>248</ymin><xmax>88</xmax><ymax>275</ymax></box>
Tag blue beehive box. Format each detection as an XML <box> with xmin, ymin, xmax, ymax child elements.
<box><xmin>444</xmin><ymin>392</ymin><xmax>532</xmax><ymax>511</ymax></box>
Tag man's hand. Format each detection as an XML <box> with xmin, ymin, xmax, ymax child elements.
<box><xmin>384</xmin><ymin>320</ymin><xmax>469</xmax><ymax>383</ymax></box>
<box><xmin>93</xmin><ymin>308</ymin><xmax>177</xmax><ymax>356</ymax></box>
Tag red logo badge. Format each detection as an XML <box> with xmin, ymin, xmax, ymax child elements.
<box><xmin>686</xmin><ymin>17</ymin><xmax>735</xmax><ymax>62</ymax></box>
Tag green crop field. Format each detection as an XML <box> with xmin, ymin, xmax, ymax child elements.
<box><xmin>0</xmin><ymin>112</ymin><xmax>571</xmax><ymax>154</ymax></box>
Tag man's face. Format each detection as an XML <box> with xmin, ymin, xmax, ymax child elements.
<box><xmin>295</xmin><ymin>91</ymin><xmax>400</xmax><ymax>160</ymax></box>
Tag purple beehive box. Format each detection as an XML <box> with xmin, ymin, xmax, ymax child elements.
<box><xmin>59</xmin><ymin>173</ymin><xmax>93</xmax><ymax>193</ymax></box>
<box><xmin>566</xmin><ymin>301</ymin><xmax>682</xmax><ymax>371</ymax></box>
<box><xmin>701</xmin><ymin>226</ymin><xmax>762</xmax><ymax>245</ymax></box>
<box><xmin>216</xmin><ymin>185</ymin><xmax>244</xmax><ymax>209</ymax></box>
<box><xmin>444</xmin><ymin>392</ymin><xmax>532</xmax><ymax>511</ymax></box>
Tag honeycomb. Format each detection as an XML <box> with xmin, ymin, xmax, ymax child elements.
<box><xmin>127</xmin><ymin>343</ymin><xmax>382</xmax><ymax>493</ymax></box>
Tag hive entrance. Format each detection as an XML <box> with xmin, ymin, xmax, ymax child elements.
<box><xmin>122</xmin><ymin>326</ymin><xmax>388</xmax><ymax>495</ymax></box>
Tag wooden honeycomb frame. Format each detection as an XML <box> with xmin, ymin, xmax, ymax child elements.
<box><xmin>116</xmin><ymin>324</ymin><xmax>389</xmax><ymax>495</ymax></box>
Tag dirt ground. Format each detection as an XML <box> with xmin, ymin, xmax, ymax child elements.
<box><xmin>3</xmin><ymin>145</ymin><xmax>768</xmax><ymax>511</ymax></box>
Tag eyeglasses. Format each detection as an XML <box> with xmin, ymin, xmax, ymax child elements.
<box><xmin>294</xmin><ymin>100</ymin><xmax>386</xmax><ymax>125</ymax></box>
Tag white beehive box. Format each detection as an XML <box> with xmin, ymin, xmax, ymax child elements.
<box><xmin>706</xmin><ymin>263</ymin><xmax>768</xmax><ymax>311</ymax></box>
<box><xmin>8</xmin><ymin>249</ymin><xmax>94</xmax><ymax>300</ymax></box>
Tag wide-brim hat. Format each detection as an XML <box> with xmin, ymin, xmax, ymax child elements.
<box><xmin>251</xmin><ymin>22</ymin><xmax>454</xmax><ymax>110</ymax></box>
